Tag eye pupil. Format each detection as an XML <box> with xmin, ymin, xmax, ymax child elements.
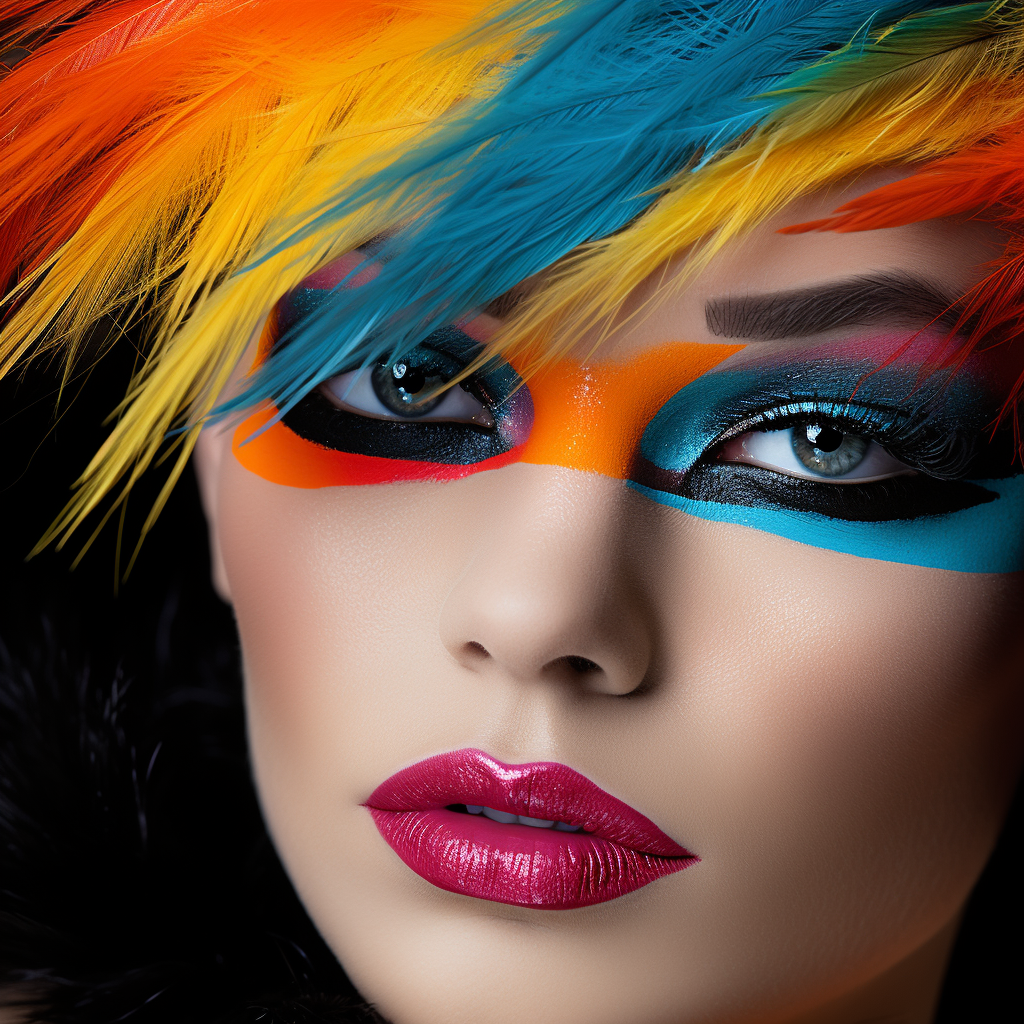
<box><xmin>392</xmin><ymin>363</ymin><xmax>426</xmax><ymax>396</ymax></box>
<box><xmin>371</xmin><ymin>360</ymin><xmax>444</xmax><ymax>417</ymax></box>
<box><xmin>804</xmin><ymin>423</ymin><xmax>844</xmax><ymax>453</ymax></box>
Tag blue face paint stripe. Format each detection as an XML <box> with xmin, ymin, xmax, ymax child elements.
<box><xmin>629</xmin><ymin>476</ymin><xmax>1024</xmax><ymax>573</ymax></box>
<box><xmin>630</xmin><ymin>352</ymin><xmax>1024</xmax><ymax>573</ymax></box>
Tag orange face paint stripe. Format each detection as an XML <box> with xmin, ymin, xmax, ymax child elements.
<box><xmin>232</xmin><ymin>341</ymin><xmax>744</xmax><ymax>488</ymax></box>
<box><xmin>517</xmin><ymin>342</ymin><xmax>744</xmax><ymax>478</ymax></box>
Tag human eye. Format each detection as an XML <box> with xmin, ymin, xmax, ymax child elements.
<box><xmin>715</xmin><ymin>418</ymin><xmax>913</xmax><ymax>483</ymax></box>
<box><xmin>281</xmin><ymin>327</ymin><xmax>532</xmax><ymax>466</ymax></box>
<box><xmin>253</xmin><ymin>251</ymin><xmax>533</xmax><ymax>473</ymax></box>
<box><xmin>321</xmin><ymin>352</ymin><xmax>496</xmax><ymax>428</ymax></box>
<box><xmin>633</xmin><ymin>360</ymin><xmax>1015</xmax><ymax>525</ymax></box>
<box><xmin>688</xmin><ymin>397</ymin><xmax>984</xmax><ymax>521</ymax></box>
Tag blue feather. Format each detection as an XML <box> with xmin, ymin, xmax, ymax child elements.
<box><xmin>219</xmin><ymin>0</ymin><xmax>984</xmax><ymax>420</ymax></box>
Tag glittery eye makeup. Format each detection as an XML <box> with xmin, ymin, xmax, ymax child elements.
<box><xmin>233</xmin><ymin>260</ymin><xmax>1024</xmax><ymax>571</ymax></box>
<box><xmin>631</xmin><ymin>336</ymin><xmax>1024</xmax><ymax>572</ymax></box>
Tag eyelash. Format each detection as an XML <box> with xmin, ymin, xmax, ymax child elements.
<box><xmin>679</xmin><ymin>398</ymin><xmax>1001</xmax><ymax>522</ymax></box>
<box><xmin>283</xmin><ymin>341</ymin><xmax>1006</xmax><ymax>522</ymax></box>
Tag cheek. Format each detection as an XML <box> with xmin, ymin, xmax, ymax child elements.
<box><xmin>218</xmin><ymin>454</ymin><xmax>440</xmax><ymax>767</ymax></box>
<box><xmin>214</xmin><ymin>451</ymin><xmax>487</xmax><ymax>847</ymax></box>
<box><xmin>644</xmin><ymin>519</ymin><xmax>1024</xmax><ymax>959</ymax></box>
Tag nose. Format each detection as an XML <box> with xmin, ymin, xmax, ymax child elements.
<box><xmin>438</xmin><ymin>465</ymin><xmax>653</xmax><ymax>696</ymax></box>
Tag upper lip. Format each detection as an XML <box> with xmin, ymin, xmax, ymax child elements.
<box><xmin>365</xmin><ymin>747</ymin><xmax>691</xmax><ymax>858</ymax></box>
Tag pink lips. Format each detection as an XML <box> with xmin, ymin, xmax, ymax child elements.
<box><xmin>364</xmin><ymin>749</ymin><xmax>698</xmax><ymax>909</ymax></box>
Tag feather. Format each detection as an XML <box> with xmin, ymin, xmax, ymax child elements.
<box><xmin>779</xmin><ymin>123</ymin><xmax>1024</xmax><ymax>432</ymax></box>
<box><xmin>780</xmin><ymin>127</ymin><xmax>1024</xmax><ymax>233</ymax></box>
<box><xmin>23</xmin><ymin>1</ymin><xmax>216</xmax><ymax>81</ymax></box>
<box><xmin>495</xmin><ymin>5</ymin><xmax>1024</xmax><ymax>378</ymax></box>
<box><xmin>0</xmin><ymin>0</ymin><xmax>1021</xmax><ymax>553</ymax></box>
<box><xmin>222</xmin><ymin>6</ymin><xmax>958</xmax><ymax>411</ymax></box>
<box><xmin>768</xmin><ymin>2</ymin><xmax>1002</xmax><ymax>96</ymax></box>
<box><xmin>231</xmin><ymin>1</ymin><xmax>1009</xmax><ymax>418</ymax></box>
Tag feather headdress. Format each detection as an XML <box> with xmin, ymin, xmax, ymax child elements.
<box><xmin>1</xmin><ymin>0</ymin><xmax>1023</xmax><ymax>552</ymax></box>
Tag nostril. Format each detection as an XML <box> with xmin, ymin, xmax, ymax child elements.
<box><xmin>465</xmin><ymin>641</ymin><xmax>490</xmax><ymax>659</ymax></box>
<box><xmin>559</xmin><ymin>655</ymin><xmax>601</xmax><ymax>675</ymax></box>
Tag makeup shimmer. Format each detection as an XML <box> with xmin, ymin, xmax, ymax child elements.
<box><xmin>233</xmin><ymin>329</ymin><xmax>1024</xmax><ymax>573</ymax></box>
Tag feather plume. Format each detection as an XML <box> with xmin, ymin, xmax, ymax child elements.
<box><xmin>237</xmin><ymin>1</ymin><xmax>983</xmax><ymax>422</ymax></box>
<box><xmin>1</xmin><ymin>0</ymin><xmax>1022</xmax><ymax>554</ymax></box>
<box><xmin>780</xmin><ymin>123</ymin><xmax>1024</xmax><ymax>432</ymax></box>
<box><xmin>494</xmin><ymin>6</ymin><xmax>1024</xmax><ymax>377</ymax></box>
<box><xmin>767</xmin><ymin>2</ymin><xmax>1002</xmax><ymax>95</ymax></box>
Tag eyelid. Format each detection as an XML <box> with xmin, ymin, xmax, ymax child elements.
<box><xmin>712</xmin><ymin>398</ymin><xmax>902</xmax><ymax>444</ymax></box>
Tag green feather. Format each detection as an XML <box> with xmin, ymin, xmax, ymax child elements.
<box><xmin>766</xmin><ymin>2</ymin><xmax>1006</xmax><ymax>96</ymax></box>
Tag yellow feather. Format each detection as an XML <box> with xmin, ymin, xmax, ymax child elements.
<box><xmin>4</xmin><ymin>0</ymin><xmax>1023</xmax><ymax>560</ymax></box>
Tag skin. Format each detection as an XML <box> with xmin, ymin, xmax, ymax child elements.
<box><xmin>195</xmin><ymin>170</ymin><xmax>1024</xmax><ymax>1024</ymax></box>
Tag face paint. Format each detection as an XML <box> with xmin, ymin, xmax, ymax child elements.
<box><xmin>633</xmin><ymin>333</ymin><xmax>1024</xmax><ymax>573</ymax></box>
<box><xmin>234</xmin><ymin>255</ymin><xmax>743</xmax><ymax>484</ymax></box>
<box><xmin>232</xmin><ymin>333</ymin><xmax>743</xmax><ymax>485</ymax></box>
<box><xmin>231</xmin><ymin>263</ymin><xmax>1024</xmax><ymax>572</ymax></box>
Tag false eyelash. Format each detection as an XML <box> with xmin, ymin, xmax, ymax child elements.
<box><xmin>709</xmin><ymin>397</ymin><xmax>1008</xmax><ymax>482</ymax></box>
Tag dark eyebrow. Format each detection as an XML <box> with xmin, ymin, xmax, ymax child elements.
<box><xmin>705</xmin><ymin>273</ymin><xmax>966</xmax><ymax>340</ymax></box>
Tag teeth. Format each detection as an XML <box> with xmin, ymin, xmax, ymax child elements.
<box><xmin>468</xmin><ymin>805</ymin><xmax>580</xmax><ymax>832</ymax></box>
<box><xmin>481</xmin><ymin>807</ymin><xmax>518</xmax><ymax>824</ymax></box>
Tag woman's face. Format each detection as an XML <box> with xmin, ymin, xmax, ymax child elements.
<box><xmin>195</xmin><ymin>171</ymin><xmax>1024</xmax><ymax>1024</ymax></box>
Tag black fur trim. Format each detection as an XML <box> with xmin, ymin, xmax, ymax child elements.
<box><xmin>0</xmin><ymin>621</ymin><xmax>384</xmax><ymax>1024</ymax></box>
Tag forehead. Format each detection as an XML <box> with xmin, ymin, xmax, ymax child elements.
<box><xmin>594</xmin><ymin>167</ymin><xmax>1006</xmax><ymax>364</ymax></box>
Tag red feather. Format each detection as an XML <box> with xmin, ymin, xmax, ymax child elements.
<box><xmin>782</xmin><ymin>126</ymin><xmax>1024</xmax><ymax>454</ymax></box>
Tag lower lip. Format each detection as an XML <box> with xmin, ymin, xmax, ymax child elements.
<box><xmin>367</xmin><ymin>806</ymin><xmax>697</xmax><ymax>910</ymax></box>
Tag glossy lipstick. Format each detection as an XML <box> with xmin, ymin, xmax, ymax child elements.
<box><xmin>365</xmin><ymin>749</ymin><xmax>698</xmax><ymax>909</ymax></box>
